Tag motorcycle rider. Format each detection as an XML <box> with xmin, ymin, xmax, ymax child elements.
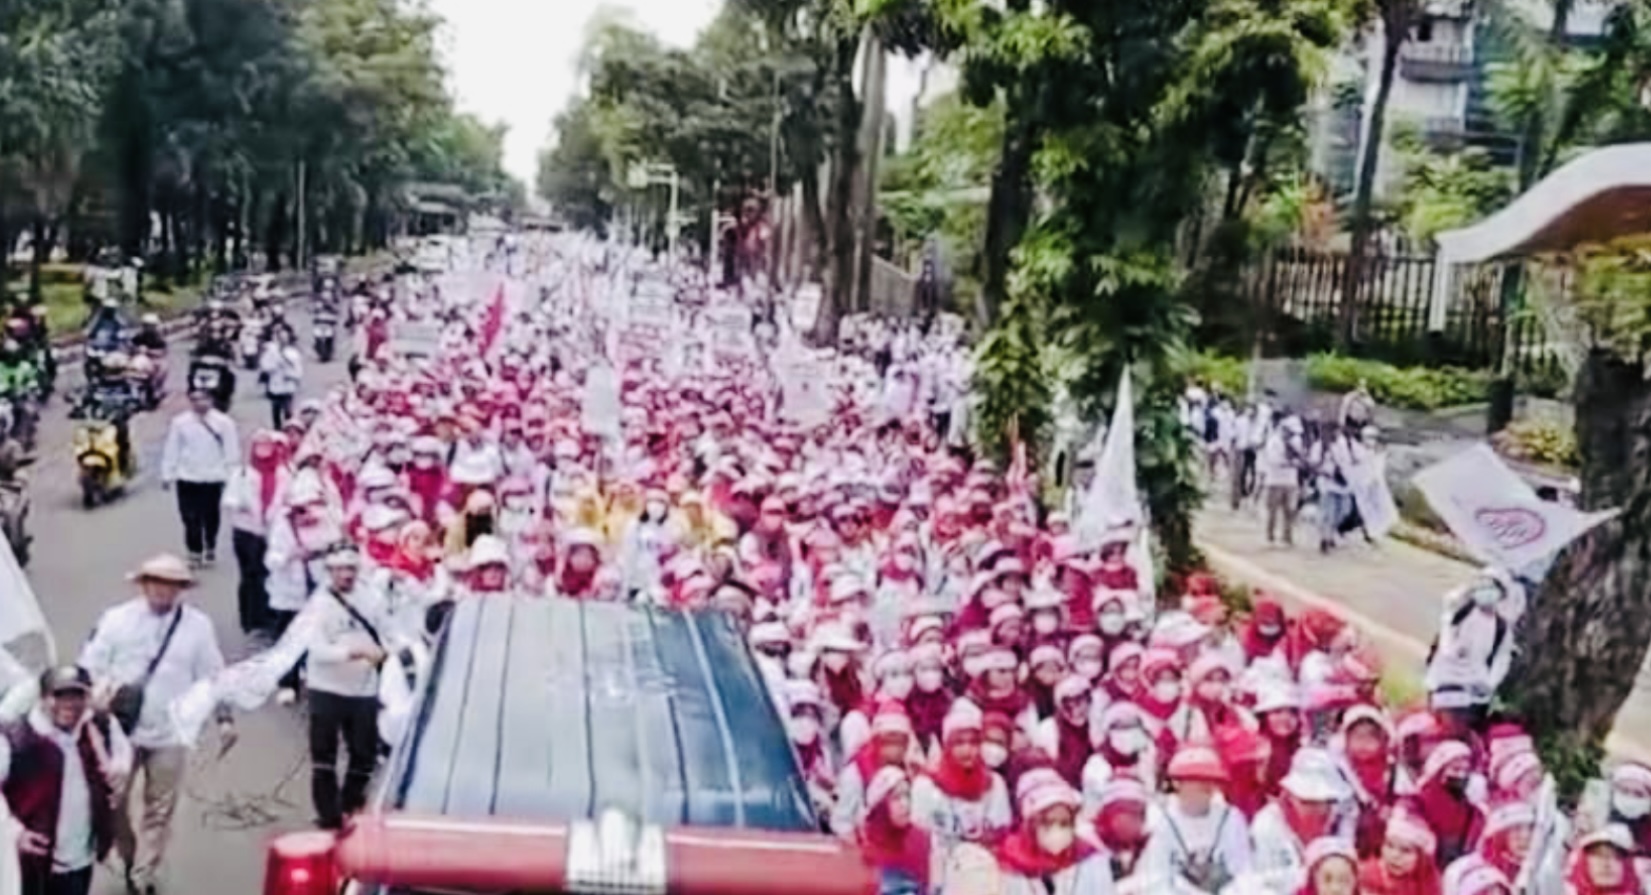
<box><xmin>0</xmin><ymin>338</ymin><xmax>39</xmax><ymax>448</ymax></box>
<box><xmin>132</xmin><ymin>314</ymin><xmax>166</xmax><ymax>353</ymax></box>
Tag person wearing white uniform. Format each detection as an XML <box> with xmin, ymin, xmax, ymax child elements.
<box><xmin>302</xmin><ymin>548</ymin><xmax>394</xmax><ymax>830</ymax></box>
<box><xmin>1143</xmin><ymin>745</ymin><xmax>1253</xmax><ymax>893</ymax></box>
<box><xmin>78</xmin><ymin>554</ymin><xmax>231</xmax><ymax>895</ymax></box>
<box><xmin>994</xmin><ymin>769</ymin><xmax>1115</xmax><ymax>895</ymax></box>
<box><xmin>160</xmin><ymin>391</ymin><xmax>241</xmax><ymax>567</ymax></box>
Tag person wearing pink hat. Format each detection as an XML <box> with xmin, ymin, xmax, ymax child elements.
<box><xmin>840</xmin><ymin>651</ymin><xmax>916</xmax><ymax>760</ymax></box>
<box><xmin>1337</xmin><ymin>705</ymin><xmax>1399</xmax><ymax>857</ymax></box>
<box><xmin>1032</xmin><ymin>676</ymin><xmax>1096</xmax><ymax>790</ymax></box>
<box><xmin>1439</xmin><ymin>855</ymin><xmax>1511</xmax><ymax>895</ymax></box>
<box><xmin>1087</xmin><ymin>777</ymin><xmax>1155</xmax><ymax>885</ymax></box>
<box><xmin>1179</xmin><ymin>654</ymin><xmax>1252</xmax><ymax>747</ymax></box>
<box><xmin>962</xmin><ymin>648</ymin><xmax>1034</xmax><ymax>732</ymax></box>
<box><xmin>830</xmin><ymin>701</ymin><xmax>915</xmax><ymax>838</ymax></box>
<box><xmin>1252</xmin><ymin>748</ymin><xmax>1355</xmax><ymax>880</ymax></box>
<box><xmin>1025</xmin><ymin>645</ymin><xmax>1067</xmax><ymax>721</ymax></box>
<box><xmin>993</xmin><ymin>774</ymin><xmax>1113</xmax><ymax>895</ymax></box>
<box><xmin>1145</xmin><ymin>745</ymin><xmax>1253</xmax><ymax>891</ymax></box>
<box><xmin>1454</xmin><ymin>801</ymin><xmax>1535</xmax><ymax>889</ymax></box>
<box><xmin>855</xmin><ymin>767</ymin><xmax>934</xmax><ymax>895</ymax></box>
<box><xmin>1358</xmin><ymin>809</ymin><xmax>1441</xmax><ymax>895</ymax></box>
<box><xmin>1101</xmin><ymin>642</ymin><xmax>1144</xmax><ymax>705</ymax></box>
<box><xmin>912</xmin><ymin>700</ymin><xmax>1011</xmax><ymax>854</ymax></box>
<box><xmin>1134</xmin><ymin>649</ymin><xmax>1186</xmax><ymax>757</ymax></box>
<box><xmin>1295</xmin><ymin>838</ymin><xmax>1362</xmax><ymax>895</ymax></box>
<box><xmin>905</xmin><ymin>644</ymin><xmax>954</xmax><ymax>752</ymax></box>
<box><xmin>1083</xmin><ymin>702</ymin><xmax>1159</xmax><ymax>795</ymax></box>
<box><xmin>1068</xmin><ymin>635</ymin><xmax>1105</xmax><ymax>684</ymax></box>
<box><xmin>1410</xmin><ymin>741</ymin><xmax>1484</xmax><ymax>868</ymax></box>
<box><xmin>1565</xmin><ymin>825</ymin><xmax>1642</xmax><ymax>895</ymax></box>
<box><xmin>1605</xmin><ymin>763</ymin><xmax>1651</xmax><ymax>855</ymax></box>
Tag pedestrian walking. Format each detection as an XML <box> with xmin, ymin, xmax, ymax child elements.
<box><xmin>258</xmin><ymin>328</ymin><xmax>303</xmax><ymax>428</ymax></box>
<box><xmin>78</xmin><ymin>555</ymin><xmax>234</xmax><ymax>895</ymax></box>
<box><xmin>1259</xmin><ymin>415</ymin><xmax>1304</xmax><ymax>547</ymax></box>
<box><xmin>304</xmin><ymin>548</ymin><xmax>394</xmax><ymax>830</ymax></box>
<box><xmin>0</xmin><ymin>666</ymin><xmax>132</xmax><ymax>895</ymax></box>
<box><xmin>221</xmin><ymin>431</ymin><xmax>290</xmax><ymax>635</ymax></box>
<box><xmin>160</xmin><ymin>390</ymin><xmax>240</xmax><ymax>567</ymax></box>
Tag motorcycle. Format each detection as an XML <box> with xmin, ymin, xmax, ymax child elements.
<box><xmin>187</xmin><ymin>352</ymin><xmax>236</xmax><ymax>413</ymax></box>
<box><xmin>238</xmin><ymin>317</ymin><xmax>265</xmax><ymax>370</ymax></box>
<box><xmin>0</xmin><ymin>468</ymin><xmax>32</xmax><ymax>565</ymax></box>
<box><xmin>313</xmin><ymin>310</ymin><xmax>338</xmax><ymax>363</ymax></box>
<box><xmin>127</xmin><ymin>347</ymin><xmax>168</xmax><ymax>411</ymax></box>
<box><xmin>74</xmin><ymin>397</ymin><xmax>133</xmax><ymax>509</ymax></box>
<box><xmin>0</xmin><ymin>391</ymin><xmax>39</xmax><ymax>456</ymax></box>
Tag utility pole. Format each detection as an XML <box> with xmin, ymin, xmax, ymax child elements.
<box><xmin>295</xmin><ymin>159</ymin><xmax>307</xmax><ymax>270</ymax></box>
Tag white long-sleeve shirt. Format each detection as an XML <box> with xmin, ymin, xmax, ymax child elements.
<box><xmin>160</xmin><ymin>410</ymin><xmax>240</xmax><ymax>484</ymax></box>
<box><xmin>1141</xmin><ymin>796</ymin><xmax>1253</xmax><ymax>892</ymax></box>
<box><xmin>259</xmin><ymin>344</ymin><xmax>303</xmax><ymax>396</ymax></box>
<box><xmin>78</xmin><ymin>600</ymin><xmax>226</xmax><ymax>749</ymax></box>
<box><xmin>222</xmin><ymin>466</ymin><xmax>288</xmax><ymax>536</ymax></box>
<box><xmin>0</xmin><ymin>708</ymin><xmax>132</xmax><ymax>871</ymax></box>
<box><xmin>305</xmin><ymin>583</ymin><xmax>396</xmax><ymax>699</ymax></box>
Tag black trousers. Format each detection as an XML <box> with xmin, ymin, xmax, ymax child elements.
<box><xmin>269</xmin><ymin>393</ymin><xmax>293</xmax><ymax>429</ymax></box>
<box><xmin>272</xmin><ymin>610</ymin><xmax>303</xmax><ymax>689</ymax></box>
<box><xmin>175</xmin><ymin>481</ymin><xmax>225</xmax><ymax>558</ymax></box>
<box><xmin>308</xmin><ymin>689</ymin><xmax>380</xmax><ymax>829</ymax></box>
<box><xmin>232</xmin><ymin>528</ymin><xmax>270</xmax><ymax>633</ymax></box>
<box><xmin>20</xmin><ymin>863</ymin><xmax>92</xmax><ymax>895</ymax></box>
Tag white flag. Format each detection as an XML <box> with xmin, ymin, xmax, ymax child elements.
<box><xmin>1412</xmin><ymin>443</ymin><xmax>1615</xmax><ymax>571</ymax></box>
<box><xmin>0</xmin><ymin>534</ymin><xmax>53</xmax><ymax>669</ymax></box>
<box><xmin>1076</xmin><ymin>369</ymin><xmax>1143</xmax><ymax>550</ymax></box>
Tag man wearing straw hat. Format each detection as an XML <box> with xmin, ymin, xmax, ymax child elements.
<box><xmin>78</xmin><ymin>554</ymin><xmax>233</xmax><ymax>895</ymax></box>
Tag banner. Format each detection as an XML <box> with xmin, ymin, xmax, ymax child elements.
<box><xmin>1412</xmin><ymin>443</ymin><xmax>1615</xmax><ymax>571</ymax></box>
<box><xmin>389</xmin><ymin>321</ymin><xmax>442</xmax><ymax>358</ymax></box>
<box><xmin>582</xmin><ymin>361</ymin><xmax>622</xmax><ymax>442</ymax></box>
<box><xmin>0</xmin><ymin>533</ymin><xmax>52</xmax><ymax>671</ymax></box>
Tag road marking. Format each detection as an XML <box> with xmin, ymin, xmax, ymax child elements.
<box><xmin>1199</xmin><ymin>540</ymin><xmax>1651</xmax><ymax>766</ymax></box>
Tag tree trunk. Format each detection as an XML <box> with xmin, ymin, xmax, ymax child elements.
<box><xmin>817</xmin><ymin>31</ymin><xmax>863</xmax><ymax>345</ymax></box>
<box><xmin>851</xmin><ymin>29</ymin><xmax>887</xmax><ymax>316</ymax></box>
<box><xmin>28</xmin><ymin>214</ymin><xmax>52</xmax><ymax>305</ymax></box>
<box><xmin>980</xmin><ymin>94</ymin><xmax>1038</xmax><ymax>328</ymax></box>
<box><xmin>1502</xmin><ymin>348</ymin><xmax>1651</xmax><ymax>793</ymax></box>
<box><xmin>1340</xmin><ymin>21</ymin><xmax>1405</xmax><ymax>349</ymax></box>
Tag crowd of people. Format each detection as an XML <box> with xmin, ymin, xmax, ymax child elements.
<box><xmin>3</xmin><ymin>233</ymin><xmax>1647</xmax><ymax>895</ymax></box>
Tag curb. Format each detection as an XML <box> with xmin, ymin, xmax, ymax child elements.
<box><xmin>1198</xmin><ymin>538</ymin><xmax>1651</xmax><ymax>766</ymax></box>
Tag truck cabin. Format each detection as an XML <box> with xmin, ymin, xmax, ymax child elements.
<box><xmin>263</xmin><ymin>595</ymin><xmax>875</xmax><ymax>895</ymax></box>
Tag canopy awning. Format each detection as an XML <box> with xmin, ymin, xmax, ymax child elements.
<box><xmin>1429</xmin><ymin>143</ymin><xmax>1651</xmax><ymax>329</ymax></box>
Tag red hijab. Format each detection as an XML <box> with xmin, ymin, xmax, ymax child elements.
<box><xmin>1358</xmin><ymin>856</ymin><xmax>1442</xmax><ymax>895</ymax></box>
<box><xmin>1567</xmin><ymin>845</ymin><xmax>1645</xmax><ymax>895</ymax></box>
<box><xmin>995</xmin><ymin>820</ymin><xmax>1097</xmax><ymax>878</ymax></box>
<box><xmin>858</xmin><ymin>802</ymin><xmax>931</xmax><ymax>889</ymax></box>
<box><xmin>929</xmin><ymin>729</ymin><xmax>994</xmax><ymax>802</ymax></box>
<box><xmin>1214</xmin><ymin>725</ymin><xmax>1271</xmax><ymax>819</ymax></box>
<box><xmin>1242</xmin><ymin>599</ymin><xmax>1291</xmax><ymax>662</ymax></box>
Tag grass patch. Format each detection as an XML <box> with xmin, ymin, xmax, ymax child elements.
<box><xmin>30</xmin><ymin>267</ymin><xmax>209</xmax><ymax>334</ymax></box>
<box><xmin>1379</xmin><ymin>663</ymin><xmax>1426</xmax><ymax>710</ymax></box>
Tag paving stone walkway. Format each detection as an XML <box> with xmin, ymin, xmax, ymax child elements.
<box><xmin>1194</xmin><ymin>495</ymin><xmax>1651</xmax><ymax>761</ymax></box>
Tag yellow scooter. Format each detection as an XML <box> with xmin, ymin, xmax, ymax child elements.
<box><xmin>73</xmin><ymin>402</ymin><xmax>133</xmax><ymax>509</ymax></box>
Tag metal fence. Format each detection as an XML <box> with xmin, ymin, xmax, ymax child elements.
<box><xmin>1236</xmin><ymin>247</ymin><xmax>1572</xmax><ymax>389</ymax></box>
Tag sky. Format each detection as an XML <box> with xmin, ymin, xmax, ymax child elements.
<box><xmin>430</xmin><ymin>0</ymin><xmax>931</xmax><ymax>189</ymax></box>
<box><xmin>429</xmin><ymin>0</ymin><xmax>722</xmax><ymax>185</ymax></box>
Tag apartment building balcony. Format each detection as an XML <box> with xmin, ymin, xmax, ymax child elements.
<box><xmin>1400</xmin><ymin>42</ymin><xmax>1475</xmax><ymax>82</ymax></box>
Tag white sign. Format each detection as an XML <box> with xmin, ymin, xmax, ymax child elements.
<box><xmin>1075</xmin><ymin>369</ymin><xmax>1143</xmax><ymax>549</ymax></box>
<box><xmin>791</xmin><ymin>284</ymin><xmax>822</xmax><ymax>332</ymax></box>
<box><xmin>777</xmin><ymin>346</ymin><xmax>830</xmax><ymax>427</ymax></box>
<box><xmin>389</xmin><ymin>321</ymin><xmax>442</xmax><ymax>357</ymax></box>
<box><xmin>708</xmin><ymin>304</ymin><xmax>752</xmax><ymax>357</ymax></box>
<box><xmin>1413</xmin><ymin>443</ymin><xmax>1616</xmax><ymax>572</ymax></box>
<box><xmin>582</xmin><ymin>361</ymin><xmax>622</xmax><ymax>441</ymax></box>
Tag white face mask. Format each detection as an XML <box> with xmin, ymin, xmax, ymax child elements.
<box><xmin>1074</xmin><ymin>658</ymin><xmax>1103</xmax><ymax>681</ymax></box>
<box><xmin>1616</xmin><ymin>791</ymin><xmax>1651</xmax><ymax>819</ymax></box>
<box><xmin>883</xmin><ymin>672</ymin><xmax>914</xmax><ymax>700</ymax></box>
<box><xmin>1197</xmin><ymin>682</ymin><xmax>1229</xmax><ymax>703</ymax></box>
<box><xmin>1099</xmin><ymin>610</ymin><xmax>1126</xmax><ymax>635</ymax></box>
<box><xmin>821</xmin><ymin>652</ymin><xmax>852</xmax><ymax>673</ymax></box>
<box><xmin>1109</xmin><ymin>728</ymin><xmax>1147</xmax><ymax>755</ymax></box>
<box><xmin>789</xmin><ymin>716</ymin><xmax>821</xmax><ymax>745</ymax></box>
<box><xmin>1036</xmin><ymin>825</ymin><xmax>1076</xmax><ymax>855</ymax></box>
<box><xmin>915</xmin><ymin>668</ymin><xmax>946</xmax><ymax>693</ymax></box>
<box><xmin>1471</xmin><ymin>586</ymin><xmax>1501</xmax><ymax>608</ymax></box>
<box><xmin>1032</xmin><ymin>613</ymin><xmax>1060</xmax><ymax>635</ymax></box>
<box><xmin>982</xmin><ymin>743</ymin><xmax>1008</xmax><ymax>768</ymax></box>
<box><xmin>1153</xmin><ymin>680</ymin><xmax>1181</xmax><ymax>703</ymax></box>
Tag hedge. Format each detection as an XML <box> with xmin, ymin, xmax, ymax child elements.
<box><xmin>1187</xmin><ymin>351</ymin><xmax>1494</xmax><ymax>412</ymax></box>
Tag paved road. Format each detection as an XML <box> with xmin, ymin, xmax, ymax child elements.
<box><xmin>1195</xmin><ymin>489</ymin><xmax>1651</xmax><ymax>762</ymax></box>
<box><xmin>25</xmin><ymin>313</ymin><xmax>349</xmax><ymax>894</ymax></box>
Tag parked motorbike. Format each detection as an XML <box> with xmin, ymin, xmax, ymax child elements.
<box><xmin>74</xmin><ymin>397</ymin><xmax>133</xmax><ymax>509</ymax></box>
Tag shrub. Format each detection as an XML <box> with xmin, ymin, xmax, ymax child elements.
<box><xmin>1492</xmin><ymin>418</ymin><xmax>1579</xmax><ymax>469</ymax></box>
<box><xmin>1186</xmin><ymin>351</ymin><xmax>1249</xmax><ymax>397</ymax></box>
<box><xmin>1305</xmin><ymin>353</ymin><xmax>1490</xmax><ymax>411</ymax></box>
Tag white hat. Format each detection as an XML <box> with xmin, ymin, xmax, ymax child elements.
<box><xmin>1280</xmin><ymin>748</ymin><xmax>1350</xmax><ymax>802</ymax></box>
<box><xmin>749</xmin><ymin>622</ymin><xmax>789</xmax><ymax>648</ymax></box>
<box><xmin>864</xmin><ymin>766</ymin><xmax>908</xmax><ymax>815</ymax></box>
<box><xmin>942</xmin><ymin>699</ymin><xmax>984</xmax><ymax>740</ymax></box>
<box><xmin>1053</xmin><ymin>675</ymin><xmax>1091</xmax><ymax>704</ymax></box>
<box><xmin>783</xmin><ymin>680</ymin><xmax>823</xmax><ymax>711</ymax></box>
<box><xmin>1253</xmin><ymin>681</ymin><xmax>1301</xmax><ymax>714</ymax></box>
<box><xmin>128</xmin><ymin>553</ymin><xmax>196</xmax><ymax>586</ymax></box>
<box><xmin>828</xmin><ymin>575</ymin><xmax>869</xmax><ymax>604</ymax></box>
<box><xmin>466</xmin><ymin>535</ymin><xmax>510</xmax><ymax>568</ymax></box>
<box><xmin>359</xmin><ymin>465</ymin><xmax>398</xmax><ymax>489</ymax></box>
<box><xmin>1020</xmin><ymin>777</ymin><xmax>1082</xmax><ymax>819</ymax></box>
<box><xmin>812</xmin><ymin>624</ymin><xmax>866</xmax><ymax>654</ymax></box>
<box><xmin>872</xmin><ymin>650</ymin><xmax>911</xmax><ymax>679</ymax></box>
<box><xmin>361</xmin><ymin>504</ymin><xmax>406</xmax><ymax>533</ymax></box>
<box><xmin>323</xmin><ymin>547</ymin><xmax>362</xmax><ymax>569</ymax></box>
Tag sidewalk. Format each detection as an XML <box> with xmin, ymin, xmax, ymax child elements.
<box><xmin>1194</xmin><ymin>497</ymin><xmax>1651</xmax><ymax>763</ymax></box>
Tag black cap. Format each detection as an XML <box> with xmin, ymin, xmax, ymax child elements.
<box><xmin>38</xmin><ymin>665</ymin><xmax>93</xmax><ymax>696</ymax></box>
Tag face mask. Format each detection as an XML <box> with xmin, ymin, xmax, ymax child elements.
<box><xmin>1616</xmin><ymin>792</ymin><xmax>1651</xmax><ymax>819</ymax></box>
<box><xmin>1032</xmin><ymin>613</ymin><xmax>1060</xmax><ymax>635</ymax></box>
<box><xmin>1074</xmin><ymin>659</ymin><xmax>1103</xmax><ymax>681</ymax></box>
<box><xmin>1099</xmin><ymin>611</ymin><xmax>1126</xmax><ymax>635</ymax></box>
<box><xmin>1109</xmin><ymin>728</ymin><xmax>1147</xmax><ymax>755</ymax></box>
<box><xmin>822</xmin><ymin>652</ymin><xmax>851</xmax><ymax>674</ymax></box>
<box><xmin>883</xmin><ymin>673</ymin><xmax>914</xmax><ymax>700</ymax></box>
<box><xmin>1036</xmin><ymin>825</ymin><xmax>1076</xmax><ymax>855</ymax></box>
<box><xmin>915</xmin><ymin>668</ymin><xmax>946</xmax><ymax>693</ymax></box>
<box><xmin>1152</xmin><ymin>680</ymin><xmax>1181</xmax><ymax>703</ymax></box>
<box><xmin>413</xmin><ymin>456</ymin><xmax>438</xmax><ymax>469</ymax></box>
<box><xmin>789</xmin><ymin>717</ymin><xmax>821</xmax><ymax>745</ymax></box>
<box><xmin>1472</xmin><ymin>586</ymin><xmax>1500</xmax><ymax>608</ymax></box>
<box><xmin>1257</xmin><ymin>624</ymin><xmax>1282</xmax><ymax>638</ymax></box>
<box><xmin>982</xmin><ymin>743</ymin><xmax>1008</xmax><ymax>768</ymax></box>
<box><xmin>1197</xmin><ymin>682</ymin><xmax>1228</xmax><ymax>703</ymax></box>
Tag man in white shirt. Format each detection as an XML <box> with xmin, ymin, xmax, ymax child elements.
<box><xmin>1</xmin><ymin>665</ymin><xmax>133</xmax><ymax>895</ymax></box>
<box><xmin>160</xmin><ymin>390</ymin><xmax>241</xmax><ymax>567</ymax></box>
<box><xmin>305</xmin><ymin>548</ymin><xmax>393</xmax><ymax>830</ymax></box>
<box><xmin>78</xmin><ymin>555</ymin><xmax>231</xmax><ymax>895</ymax></box>
<box><xmin>258</xmin><ymin>328</ymin><xmax>304</xmax><ymax>428</ymax></box>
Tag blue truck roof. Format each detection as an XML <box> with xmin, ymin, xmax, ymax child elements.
<box><xmin>384</xmin><ymin>596</ymin><xmax>817</xmax><ymax>833</ymax></box>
